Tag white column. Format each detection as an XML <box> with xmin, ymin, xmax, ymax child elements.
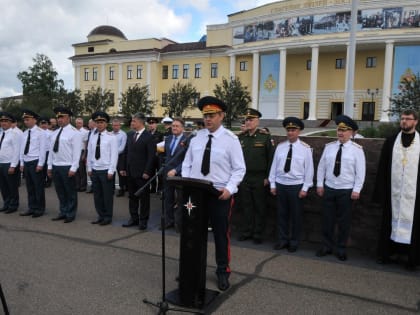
<box><xmin>74</xmin><ymin>64</ymin><xmax>80</xmax><ymax>90</ymax></box>
<box><xmin>277</xmin><ymin>48</ymin><xmax>286</xmax><ymax>120</ymax></box>
<box><xmin>146</xmin><ymin>61</ymin><xmax>152</xmax><ymax>87</ymax></box>
<box><xmin>118</xmin><ymin>63</ymin><xmax>123</xmax><ymax>111</ymax></box>
<box><xmin>308</xmin><ymin>45</ymin><xmax>319</xmax><ymax>120</ymax></box>
<box><xmin>381</xmin><ymin>40</ymin><xmax>394</xmax><ymax>122</ymax></box>
<box><xmin>101</xmin><ymin>64</ymin><xmax>106</xmax><ymax>89</ymax></box>
<box><xmin>229</xmin><ymin>54</ymin><xmax>236</xmax><ymax>79</ymax></box>
<box><xmin>252</xmin><ymin>51</ymin><xmax>259</xmax><ymax>109</ymax></box>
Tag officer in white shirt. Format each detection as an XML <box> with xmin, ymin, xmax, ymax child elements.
<box><xmin>316</xmin><ymin>115</ymin><xmax>366</xmax><ymax>261</ymax></box>
<box><xmin>87</xmin><ymin>112</ymin><xmax>118</xmax><ymax>226</ymax></box>
<box><xmin>48</xmin><ymin>106</ymin><xmax>82</xmax><ymax>223</ymax></box>
<box><xmin>112</xmin><ymin>118</ymin><xmax>127</xmax><ymax>196</ymax></box>
<box><xmin>75</xmin><ymin>117</ymin><xmax>89</xmax><ymax>192</ymax></box>
<box><xmin>38</xmin><ymin>117</ymin><xmax>53</xmax><ymax>187</ymax></box>
<box><xmin>269</xmin><ymin>117</ymin><xmax>314</xmax><ymax>252</ymax></box>
<box><xmin>182</xmin><ymin>96</ymin><xmax>246</xmax><ymax>291</ymax></box>
<box><xmin>20</xmin><ymin>109</ymin><xmax>47</xmax><ymax>217</ymax></box>
<box><xmin>0</xmin><ymin>112</ymin><xmax>21</xmax><ymax>213</ymax></box>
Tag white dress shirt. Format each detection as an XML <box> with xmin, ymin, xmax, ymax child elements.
<box><xmin>317</xmin><ymin>140</ymin><xmax>366</xmax><ymax>193</ymax></box>
<box><xmin>269</xmin><ymin>138</ymin><xmax>314</xmax><ymax>192</ymax></box>
<box><xmin>113</xmin><ymin>130</ymin><xmax>127</xmax><ymax>154</ymax></box>
<box><xmin>20</xmin><ymin>126</ymin><xmax>47</xmax><ymax>167</ymax></box>
<box><xmin>48</xmin><ymin>124</ymin><xmax>83</xmax><ymax>172</ymax></box>
<box><xmin>182</xmin><ymin>126</ymin><xmax>246</xmax><ymax>194</ymax></box>
<box><xmin>87</xmin><ymin>131</ymin><xmax>118</xmax><ymax>175</ymax></box>
<box><xmin>0</xmin><ymin>128</ymin><xmax>21</xmax><ymax>167</ymax></box>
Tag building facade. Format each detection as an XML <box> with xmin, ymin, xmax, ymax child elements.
<box><xmin>71</xmin><ymin>0</ymin><xmax>420</xmax><ymax>121</ymax></box>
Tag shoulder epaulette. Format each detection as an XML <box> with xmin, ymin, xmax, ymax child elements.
<box><xmin>70</xmin><ymin>126</ymin><xmax>77</xmax><ymax>131</ymax></box>
<box><xmin>300</xmin><ymin>140</ymin><xmax>311</xmax><ymax>148</ymax></box>
<box><xmin>351</xmin><ymin>141</ymin><xmax>363</xmax><ymax>149</ymax></box>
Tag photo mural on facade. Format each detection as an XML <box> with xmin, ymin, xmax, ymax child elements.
<box><xmin>233</xmin><ymin>6</ymin><xmax>420</xmax><ymax>45</ymax></box>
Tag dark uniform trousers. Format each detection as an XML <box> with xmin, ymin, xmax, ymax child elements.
<box><xmin>24</xmin><ymin>159</ymin><xmax>45</xmax><ymax>214</ymax></box>
<box><xmin>52</xmin><ymin>165</ymin><xmax>78</xmax><ymax>219</ymax></box>
<box><xmin>0</xmin><ymin>163</ymin><xmax>19</xmax><ymax>210</ymax></box>
<box><xmin>207</xmin><ymin>195</ymin><xmax>232</xmax><ymax>276</ymax></box>
<box><xmin>322</xmin><ymin>185</ymin><xmax>353</xmax><ymax>253</ymax></box>
<box><xmin>91</xmin><ymin>169</ymin><xmax>115</xmax><ymax>220</ymax></box>
<box><xmin>128</xmin><ymin>176</ymin><xmax>150</xmax><ymax>224</ymax></box>
<box><xmin>239</xmin><ymin>172</ymin><xmax>267</xmax><ymax>239</ymax></box>
<box><xmin>43</xmin><ymin>152</ymin><xmax>52</xmax><ymax>187</ymax></box>
<box><xmin>75</xmin><ymin>151</ymin><xmax>87</xmax><ymax>191</ymax></box>
<box><xmin>163</xmin><ymin>178</ymin><xmax>182</xmax><ymax>226</ymax></box>
<box><xmin>117</xmin><ymin>153</ymin><xmax>127</xmax><ymax>191</ymax></box>
<box><xmin>275</xmin><ymin>183</ymin><xmax>303</xmax><ymax>247</ymax></box>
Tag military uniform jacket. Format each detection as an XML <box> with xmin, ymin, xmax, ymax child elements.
<box><xmin>317</xmin><ymin>140</ymin><xmax>366</xmax><ymax>193</ymax></box>
<box><xmin>269</xmin><ymin>138</ymin><xmax>314</xmax><ymax>192</ymax></box>
<box><xmin>239</xmin><ymin>129</ymin><xmax>274</xmax><ymax>178</ymax></box>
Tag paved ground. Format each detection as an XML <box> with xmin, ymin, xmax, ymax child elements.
<box><xmin>1</xmin><ymin>184</ymin><xmax>419</xmax><ymax>315</ymax></box>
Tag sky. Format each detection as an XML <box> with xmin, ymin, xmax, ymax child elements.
<box><xmin>0</xmin><ymin>0</ymin><xmax>275</xmax><ymax>98</ymax></box>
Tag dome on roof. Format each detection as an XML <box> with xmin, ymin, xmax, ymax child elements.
<box><xmin>88</xmin><ymin>25</ymin><xmax>127</xmax><ymax>40</ymax></box>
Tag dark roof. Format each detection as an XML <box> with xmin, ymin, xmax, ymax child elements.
<box><xmin>160</xmin><ymin>41</ymin><xmax>207</xmax><ymax>53</ymax></box>
<box><xmin>88</xmin><ymin>25</ymin><xmax>127</xmax><ymax>40</ymax></box>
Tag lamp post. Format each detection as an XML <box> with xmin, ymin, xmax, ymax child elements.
<box><xmin>367</xmin><ymin>88</ymin><xmax>379</xmax><ymax>127</ymax></box>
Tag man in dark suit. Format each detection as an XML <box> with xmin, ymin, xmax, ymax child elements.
<box><xmin>120</xmin><ymin>113</ymin><xmax>156</xmax><ymax>230</ymax></box>
<box><xmin>162</xmin><ymin>118</ymin><xmax>188</xmax><ymax>230</ymax></box>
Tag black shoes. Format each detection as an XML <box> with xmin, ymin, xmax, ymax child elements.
<box><xmin>20</xmin><ymin>210</ymin><xmax>34</xmax><ymax>216</ymax></box>
<box><xmin>274</xmin><ymin>242</ymin><xmax>289</xmax><ymax>250</ymax></box>
<box><xmin>238</xmin><ymin>235</ymin><xmax>252</xmax><ymax>241</ymax></box>
<box><xmin>337</xmin><ymin>252</ymin><xmax>347</xmax><ymax>261</ymax></box>
<box><xmin>116</xmin><ymin>189</ymin><xmax>125</xmax><ymax>197</ymax></box>
<box><xmin>217</xmin><ymin>273</ymin><xmax>230</xmax><ymax>291</ymax></box>
<box><xmin>4</xmin><ymin>208</ymin><xmax>17</xmax><ymax>214</ymax></box>
<box><xmin>139</xmin><ymin>222</ymin><xmax>147</xmax><ymax>230</ymax></box>
<box><xmin>288</xmin><ymin>246</ymin><xmax>298</xmax><ymax>253</ymax></box>
<box><xmin>253</xmin><ymin>238</ymin><xmax>262</xmax><ymax>244</ymax></box>
<box><xmin>0</xmin><ymin>206</ymin><xmax>8</xmax><ymax>212</ymax></box>
<box><xmin>52</xmin><ymin>214</ymin><xmax>66</xmax><ymax>221</ymax></box>
<box><xmin>32</xmin><ymin>212</ymin><xmax>44</xmax><ymax>218</ymax></box>
<box><xmin>316</xmin><ymin>248</ymin><xmax>333</xmax><ymax>257</ymax></box>
<box><xmin>64</xmin><ymin>217</ymin><xmax>75</xmax><ymax>223</ymax></box>
<box><xmin>91</xmin><ymin>219</ymin><xmax>104</xmax><ymax>224</ymax></box>
<box><xmin>122</xmin><ymin>219</ymin><xmax>139</xmax><ymax>227</ymax></box>
<box><xmin>99</xmin><ymin>219</ymin><xmax>112</xmax><ymax>226</ymax></box>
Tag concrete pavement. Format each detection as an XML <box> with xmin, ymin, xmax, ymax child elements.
<box><xmin>1</xmin><ymin>184</ymin><xmax>419</xmax><ymax>315</ymax></box>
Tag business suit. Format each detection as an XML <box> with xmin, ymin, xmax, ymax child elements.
<box><xmin>163</xmin><ymin>133</ymin><xmax>188</xmax><ymax>227</ymax></box>
<box><xmin>123</xmin><ymin>129</ymin><xmax>156</xmax><ymax>228</ymax></box>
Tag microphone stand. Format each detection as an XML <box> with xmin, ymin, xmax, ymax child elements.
<box><xmin>0</xmin><ymin>283</ymin><xmax>10</xmax><ymax>315</ymax></box>
<box><xmin>137</xmin><ymin>137</ymin><xmax>202</xmax><ymax>315</ymax></box>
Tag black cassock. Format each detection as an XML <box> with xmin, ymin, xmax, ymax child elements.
<box><xmin>374</xmin><ymin>133</ymin><xmax>420</xmax><ymax>267</ymax></box>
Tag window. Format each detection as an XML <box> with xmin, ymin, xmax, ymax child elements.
<box><xmin>109</xmin><ymin>66</ymin><xmax>115</xmax><ymax>80</ymax></box>
<box><xmin>240</xmin><ymin>61</ymin><xmax>248</xmax><ymax>71</ymax></box>
<box><xmin>366</xmin><ymin>57</ymin><xmax>377</xmax><ymax>68</ymax></box>
<box><xmin>92</xmin><ymin>67</ymin><xmax>98</xmax><ymax>81</ymax></box>
<box><xmin>84</xmin><ymin>68</ymin><xmax>89</xmax><ymax>81</ymax></box>
<box><xmin>172</xmin><ymin>64</ymin><xmax>179</xmax><ymax>79</ymax></box>
<box><xmin>127</xmin><ymin>65</ymin><xmax>133</xmax><ymax>79</ymax></box>
<box><xmin>162</xmin><ymin>65</ymin><xmax>168</xmax><ymax>79</ymax></box>
<box><xmin>194</xmin><ymin>63</ymin><xmax>202</xmax><ymax>78</ymax></box>
<box><xmin>137</xmin><ymin>65</ymin><xmax>143</xmax><ymax>79</ymax></box>
<box><xmin>211</xmin><ymin>63</ymin><xmax>218</xmax><ymax>78</ymax></box>
<box><xmin>88</xmin><ymin>47</ymin><xmax>94</xmax><ymax>53</ymax></box>
<box><xmin>183</xmin><ymin>64</ymin><xmax>189</xmax><ymax>79</ymax></box>
<box><xmin>306</xmin><ymin>60</ymin><xmax>312</xmax><ymax>70</ymax></box>
<box><xmin>162</xmin><ymin>93</ymin><xmax>168</xmax><ymax>106</ymax></box>
<box><xmin>193</xmin><ymin>93</ymin><xmax>200</xmax><ymax>106</ymax></box>
<box><xmin>335</xmin><ymin>58</ymin><xmax>346</xmax><ymax>69</ymax></box>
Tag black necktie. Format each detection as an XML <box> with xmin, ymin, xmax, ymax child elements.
<box><xmin>24</xmin><ymin>129</ymin><xmax>31</xmax><ymax>155</ymax></box>
<box><xmin>334</xmin><ymin>144</ymin><xmax>343</xmax><ymax>177</ymax></box>
<box><xmin>0</xmin><ymin>132</ymin><xmax>5</xmax><ymax>150</ymax></box>
<box><xmin>134</xmin><ymin>132</ymin><xmax>139</xmax><ymax>142</ymax></box>
<box><xmin>95</xmin><ymin>133</ymin><xmax>101</xmax><ymax>160</ymax></box>
<box><xmin>53</xmin><ymin>127</ymin><xmax>63</xmax><ymax>153</ymax></box>
<box><xmin>201</xmin><ymin>134</ymin><xmax>213</xmax><ymax>176</ymax></box>
<box><xmin>284</xmin><ymin>144</ymin><xmax>292</xmax><ymax>173</ymax></box>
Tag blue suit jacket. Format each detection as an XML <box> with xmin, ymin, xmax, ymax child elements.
<box><xmin>164</xmin><ymin>133</ymin><xmax>188</xmax><ymax>175</ymax></box>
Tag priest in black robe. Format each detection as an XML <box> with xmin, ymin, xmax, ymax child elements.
<box><xmin>374</xmin><ymin>109</ymin><xmax>420</xmax><ymax>270</ymax></box>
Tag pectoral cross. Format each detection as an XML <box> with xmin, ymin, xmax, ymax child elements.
<box><xmin>402</xmin><ymin>157</ymin><xmax>408</xmax><ymax>167</ymax></box>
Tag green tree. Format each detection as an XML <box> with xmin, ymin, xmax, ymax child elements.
<box><xmin>213</xmin><ymin>77</ymin><xmax>252</xmax><ymax>128</ymax></box>
<box><xmin>84</xmin><ymin>87</ymin><xmax>114</xmax><ymax>115</ymax></box>
<box><xmin>389</xmin><ymin>69</ymin><xmax>420</xmax><ymax>117</ymax></box>
<box><xmin>54</xmin><ymin>87</ymin><xmax>84</xmax><ymax>117</ymax></box>
<box><xmin>164</xmin><ymin>82</ymin><xmax>197</xmax><ymax>117</ymax></box>
<box><xmin>17</xmin><ymin>53</ymin><xmax>64</xmax><ymax>113</ymax></box>
<box><xmin>119</xmin><ymin>84</ymin><xmax>155</xmax><ymax>118</ymax></box>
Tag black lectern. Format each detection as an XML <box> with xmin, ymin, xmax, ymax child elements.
<box><xmin>166</xmin><ymin>177</ymin><xmax>221</xmax><ymax>309</ymax></box>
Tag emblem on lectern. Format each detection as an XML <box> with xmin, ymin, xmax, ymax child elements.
<box><xmin>184</xmin><ymin>196</ymin><xmax>196</xmax><ymax>216</ymax></box>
